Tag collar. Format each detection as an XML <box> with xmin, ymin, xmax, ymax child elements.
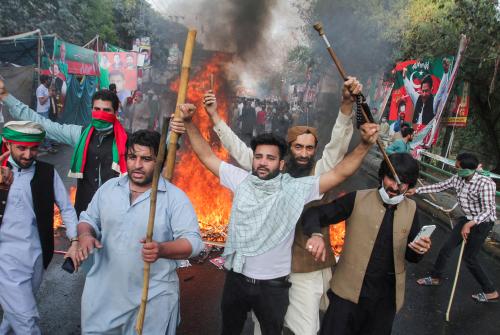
<box><xmin>7</xmin><ymin>156</ymin><xmax>36</xmax><ymax>171</ymax></box>
<box><xmin>115</xmin><ymin>174</ymin><xmax>168</xmax><ymax>192</ymax></box>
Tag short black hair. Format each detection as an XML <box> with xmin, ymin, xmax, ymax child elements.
<box><xmin>250</xmin><ymin>133</ymin><xmax>287</xmax><ymax>160</ymax></box>
<box><xmin>456</xmin><ymin>152</ymin><xmax>479</xmax><ymax>169</ymax></box>
<box><xmin>109</xmin><ymin>83</ymin><xmax>117</xmax><ymax>91</ymax></box>
<box><xmin>378</xmin><ymin>153</ymin><xmax>419</xmax><ymax>188</ymax></box>
<box><xmin>401</xmin><ymin>127</ymin><xmax>414</xmax><ymax>138</ymax></box>
<box><xmin>92</xmin><ymin>89</ymin><xmax>120</xmax><ymax>112</ymax></box>
<box><xmin>40</xmin><ymin>75</ymin><xmax>50</xmax><ymax>84</ymax></box>
<box><xmin>421</xmin><ymin>75</ymin><xmax>433</xmax><ymax>88</ymax></box>
<box><xmin>126</xmin><ymin>130</ymin><xmax>162</xmax><ymax>157</ymax></box>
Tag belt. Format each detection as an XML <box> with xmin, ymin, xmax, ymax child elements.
<box><xmin>231</xmin><ymin>271</ymin><xmax>291</xmax><ymax>288</ymax></box>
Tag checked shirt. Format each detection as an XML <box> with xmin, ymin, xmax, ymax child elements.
<box><xmin>416</xmin><ymin>173</ymin><xmax>497</xmax><ymax>224</ymax></box>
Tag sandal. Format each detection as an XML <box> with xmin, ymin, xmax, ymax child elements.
<box><xmin>472</xmin><ymin>292</ymin><xmax>499</xmax><ymax>303</ymax></box>
<box><xmin>417</xmin><ymin>276</ymin><xmax>441</xmax><ymax>286</ymax></box>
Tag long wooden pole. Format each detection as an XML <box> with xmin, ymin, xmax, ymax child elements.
<box><xmin>135</xmin><ymin>30</ymin><xmax>197</xmax><ymax>334</ymax></box>
<box><xmin>446</xmin><ymin>240</ymin><xmax>466</xmax><ymax>322</ymax></box>
<box><xmin>313</xmin><ymin>22</ymin><xmax>402</xmax><ymax>186</ymax></box>
<box><xmin>162</xmin><ymin>30</ymin><xmax>197</xmax><ymax>181</ymax></box>
<box><xmin>135</xmin><ymin>116</ymin><xmax>169</xmax><ymax>334</ymax></box>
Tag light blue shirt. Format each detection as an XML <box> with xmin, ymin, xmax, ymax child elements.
<box><xmin>79</xmin><ymin>175</ymin><xmax>203</xmax><ymax>334</ymax></box>
<box><xmin>0</xmin><ymin>158</ymin><xmax>77</xmax><ymax>328</ymax></box>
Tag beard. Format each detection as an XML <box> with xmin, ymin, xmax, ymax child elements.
<box><xmin>252</xmin><ymin>167</ymin><xmax>281</xmax><ymax>180</ymax></box>
<box><xmin>286</xmin><ymin>156</ymin><xmax>315</xmax><ymax>178</ymax></box>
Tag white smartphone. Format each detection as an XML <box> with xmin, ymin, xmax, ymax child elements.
<box><xmin>412</xmin><ymin>225</ymin><xmax>436</xmax><ymax>243</ymax></box>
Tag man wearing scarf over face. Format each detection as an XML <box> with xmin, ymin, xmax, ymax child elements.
<box><xmin>302</xmin><ymin>153</ymin><xmax>431</xmax><ymax>335</ymax></box>
<box><xmin>0</xmin><ymin>121</ymin><xmax>79</xmax><ymax>335</ymax></box>
<box><xmin>408</xmin><ymin>152</ymin><xmax>498</xmax><ymax>303</ymax></box>
<box><xmin>177</xmin><ymin>101</ymin><xmax>378</xmax><ymax>335</ymax></box>
<box><xmin>0</xmin><ymin>80</ymin><xmax>127</xmax><ymax>216</ymax></box>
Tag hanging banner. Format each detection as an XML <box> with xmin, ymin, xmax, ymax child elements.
<box><xmin>133</xmin><ymin>37</ymin><xmax>151</xmax><ymax>67</ymax></box>
<box><xmin>53</xmin><ymin>39</ymin><xmax>99</xmax><ymax>76</ymax></box>
<box><xmin>443</xmin><ymin>81</ymin><xmax>470</xmax><ymax>127</ymax></box>
<box><xmin>390</xmin><ymin>58</ymin><xmax>453</xmax><ymax>131</ymax></box>
<box><xmin>365</xmin><ymin>75</ymin><xmax>394</xmax><ymax>121</ymax></box>
<box><xmin>411</xmin><ymin>35</ymin><xmax>468</xmax><ymax>149</ymax></box>
<box><xmin>98</xmin><ymin>52</ymin><xmax>138</xmax><ymax>104</ymax></box>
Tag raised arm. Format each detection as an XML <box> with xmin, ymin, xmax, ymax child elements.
<box><xmin>318</xmin><ymin>123</ymin><xmax>378</xmax><ymax>194</ymax></box>
<box><xmin>204</xmin><ymin>92</ymin><xmax>253</xmax><ymax>170</ymax></box>
<box><xmin>314</xmin><ymin>77</ymin><xmax>358</xmax><ymax>174</ymax></box>
<box><xmin>0</xmin><ymin>79</ymin><xmax>82</xmax><ymax>146</ymax></box>
<box><xmin>402</xmin><ymin>67</ymin><xmax>419</xmax><ymax>107</ymax></box>
<box><xmin>179</xmin><ymin>104</ymin><xmax>222</xmax><ymax>177</ymax></box>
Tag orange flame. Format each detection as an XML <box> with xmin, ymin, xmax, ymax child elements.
<box><xmin>330</xmin><ymin>222</ymin><xmax>345</xmax><ymax>256</ymax></box>
<box><xmin>53</xmin><ymin>186</ymin><xmax>77</xmax><ymax>229</ymax></box>
<box><xmin>172</xmin><ymin>53</ymin><xmax>233</xmax><ymax>241</ymax></box>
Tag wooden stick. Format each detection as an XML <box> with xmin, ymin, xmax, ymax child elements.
<box><xmin>446</xmin><ymin>239</ymin><xmax>466</xmax><ymax>322</ymax></box>
<box><xmin>162</xmin><ymin>30</ymin><xmax>197</xmax><ymax>181</ymax></box>
<box><xmin>135</xmin><ymin>117</ymin><xmax>169</xmax><ymax>334</ymax></box>
<box><xmin>210</xmin><ymin>73</ymin><xmax>214</xmax><ymax>91</ymax></box>
<box><xmin>313</xmin><ymin>22</ymin><xmax>402</xmax><ymax>185</ymax></box>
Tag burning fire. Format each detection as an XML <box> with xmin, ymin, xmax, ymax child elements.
<box><xmin>330</xmin><ymin>222</ymin><xmax>345</xmax><ymax>256</ymax></box>
<box><xmin>53</xmin><ymin>186</ymin><xmax>77</xmax><ymax>229</ymax></box>
<box><xmin>172</xmin><ymin>53</ymin><xmax>233</xmax><ymax>242</ymax></box>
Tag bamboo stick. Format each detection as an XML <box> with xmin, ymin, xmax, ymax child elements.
<box><xmin>446</xmin><ymin>240</ymin><xmax>466</xmax><ymax>322</ymax></box>
<box><xmin>162</xmin><ymin>30</ymin><xmax>197</xmax><ymax>181</ymax></box>
<box><xmin>135</xmin><ymin>116</ymin><xmax>169</xmax><ymax>334</ymax></box>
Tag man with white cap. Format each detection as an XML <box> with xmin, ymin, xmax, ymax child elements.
<box><xmin>0</xmin><ymin>121</ymin><xmax>79</xmax><ymax>335</ymax></box>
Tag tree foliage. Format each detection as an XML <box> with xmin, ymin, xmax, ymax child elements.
<box><xmin>0</xmin><ymin>0</ymin><xmax>187</xmax><ymax>67</ymax></box>
<box><xmin>305</xmin><ymin>0</ymin><xmax>500</xmax><ymax>170</ymax></box>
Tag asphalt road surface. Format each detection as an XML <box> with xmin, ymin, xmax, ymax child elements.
<box><xmin>1</xmin><ymin>145</ymin><xmax>499</xmax><ymax>335</ymax></box>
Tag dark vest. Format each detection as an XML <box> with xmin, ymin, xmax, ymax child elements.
<box><xmin>0</xmin><ymin>162</ymin><xmax>55</xmax><ymax>269</ymax></box>
<box><xmin>413</xmin><ymin>95</ymin><xmax>435</xmax><ymax>125</ymax></box>
<box><xmin>74</xmin><ymin>130</ymin><xmax>119</xmax><ymax>215</ymax></box>
<box><xmin>31</xmin><ymin>161</ymin><xmax>56</xmax><ymax>269</ymax></box>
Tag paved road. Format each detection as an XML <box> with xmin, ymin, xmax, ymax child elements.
<box><xmin>2</xmin><ymin>145</ymin><xmax>499</xmax><ymax>334</ymax></box>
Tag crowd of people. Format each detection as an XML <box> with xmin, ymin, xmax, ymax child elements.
<box><xmin>229</xmin><ymin>97</ymin><xmax>315</xmax><ymax>145</ymax></box>
<box><xmin>0</xmin><ymin>73</ymin><xmax>497</xmax><ymax>335</ymax></box>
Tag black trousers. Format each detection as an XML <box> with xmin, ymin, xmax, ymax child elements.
<box><xmin>431</xmin><ymin>217</ymin><xmax>496</xmax><ymax>293</ymax></box>
<box><xmin>221</xmin><ymin>271</ymin><xmax>290</xmax><ymax>335</ymax></box>
<box><xmin>320</xmin><ymin>289</ymin><xmax>396</xmax><ymax>335</ymax></box>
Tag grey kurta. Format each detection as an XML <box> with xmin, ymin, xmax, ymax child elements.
<box><xmin>79</xmin><ymin>175</ymin><xmax>203</xmax><ymax>335</ymax></box>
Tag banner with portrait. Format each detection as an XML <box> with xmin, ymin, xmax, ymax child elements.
<box><xmin>98</xmin><ymin>52</ymin><xmax>138</xmax><ymax>105</ymax></box>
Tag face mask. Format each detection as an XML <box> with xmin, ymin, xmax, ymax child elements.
<box><xmin>378</xmin><ymin>185</ymin><xmax>405</xmax><ymax>205</ymax></box>
<box><xmin>457</xmin><ymin>168</ymin><xmax>475</xmax><ymax>178</ymax></box>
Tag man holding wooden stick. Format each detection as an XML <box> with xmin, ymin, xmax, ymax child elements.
<box><xmin>74</xmin><ymin>130</ymin><xmax>203</xmax><ymax>334</ymax></box>
<box><xmin>178</xmin><ymin>101</ymin><xmax>378</xmax><ymax>334</ymax></box>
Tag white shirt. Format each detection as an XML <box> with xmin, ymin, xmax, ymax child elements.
<box><xmin>219</xmin><ymin>162</ymin><xmax>320</xmax><ymax>279</ymax></box>
<box><xmin>35</xmin><ymin>84</ymin><xmax>50</xmax><ymax>114</ymax></box>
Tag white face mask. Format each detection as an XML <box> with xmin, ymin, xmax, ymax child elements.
<box><xmin>378</xmin><ymin>185</ymin><xmax>405</xmax><ymax>205</ymax></box>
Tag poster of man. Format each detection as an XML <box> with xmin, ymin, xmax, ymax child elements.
<box><xmin>389</xmin><ymin>58</ymin><xmax>453</xmax><ymax>132</ymax></box>
<box><xmin>98</xmin><ymin>52</ymin><xmax>138</xmax><ymax>106</ymax></box>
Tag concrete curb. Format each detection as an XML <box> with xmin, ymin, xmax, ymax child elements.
<box><xmin>362</xmin><ymin>151</ymin><xmax>500</xmax><ymax>260</ymax></box>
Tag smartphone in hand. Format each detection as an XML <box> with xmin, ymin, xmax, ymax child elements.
<box><xmin>412</xmin><ymin>225</ymin><xmax>436</xmax><ymax>243</ymax></box>
<box><xmin>61</xmin><ymin>257</ymin><xmax>75</xmax><ymax>274</ymax></box>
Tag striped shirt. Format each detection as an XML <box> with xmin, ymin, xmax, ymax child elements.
<box><xmin>416</xmin><ymin>173</ymin><xmax>497</xmax><ymax>224</ymax></box>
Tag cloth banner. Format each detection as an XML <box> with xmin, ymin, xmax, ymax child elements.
<box><xmin>443</xmin><ymin>81</ymin><xmax>470</xmax><ymax>127</ymax></box>
<box><xmin>58</xmin><ymin>74</ymin><xmax>97</xmax><ymax>126</ymax></box>
<box><xmin>365</xmin><ymin>75</ymin><xmax>393</xmax><ymax>122</ymax></box>
<box><xmin>98</xmin><ymin>52</ymin><xmax>138</xmax><ymax>105</ymax></box>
